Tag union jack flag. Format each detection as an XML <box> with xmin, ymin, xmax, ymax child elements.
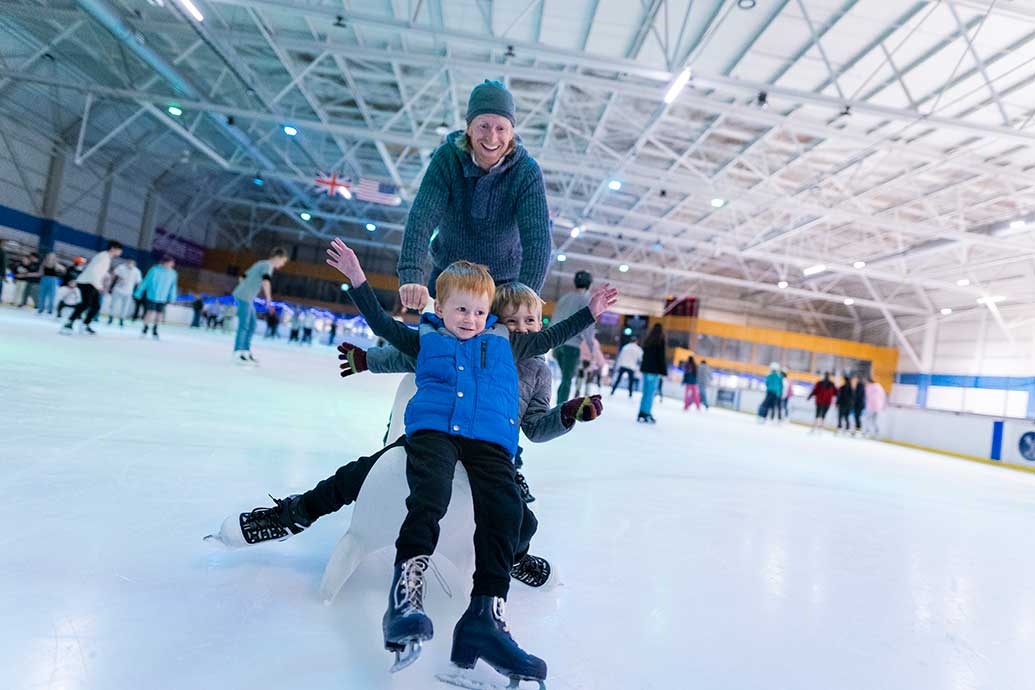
<box><xmin>354</xmin><ymin>178</ymin><xmax>402</xmax><ymax>206</ymax></box>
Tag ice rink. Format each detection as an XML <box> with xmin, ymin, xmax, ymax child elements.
<box><xmin>4</xmin><ymin>306</ymin><xmax>1035</xmax><ymax>690</ymax></box>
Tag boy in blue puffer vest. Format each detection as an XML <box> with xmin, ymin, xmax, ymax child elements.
<box><xmin>326</xmin><ymin>238</ymin><xmax>617</xmax><ymax>687</ymax></box>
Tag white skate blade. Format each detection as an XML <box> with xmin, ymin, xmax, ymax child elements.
<box><xmin>436</xmin><ymin>665</ymin><xmax>546</xmax><ymax>690</ymax></box>
<box><xmin>388</xmin><ymin>640</ymin><xmax>422</xmax><ymax>673</ymax></box>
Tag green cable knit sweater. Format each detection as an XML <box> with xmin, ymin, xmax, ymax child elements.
<box><xmin>396</xmin><ymin>131</ymin><xmax>552</xmax><ymax>294</ymax></box>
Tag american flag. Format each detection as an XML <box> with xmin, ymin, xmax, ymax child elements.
<box><xmin>354</xmin><ymin>178</ymin><xmax>402</xmax><ymax>206</ymax></box>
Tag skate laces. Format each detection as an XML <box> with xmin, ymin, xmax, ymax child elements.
<box><xmin>491</xmin><ymin>597</ymin><xmax>509</xmax><ymax>631</ymax></box>
<box><xmin>396</xmin><ymin>556</ymin><xmax>452</xmax><ymax>612</ymax></box>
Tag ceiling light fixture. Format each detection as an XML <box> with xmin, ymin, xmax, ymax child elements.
<box><xmin>956</xmin><ymin>278</ymin><xmax>971</xmax><ymax>287</ymax></box>
<box><xmin>283</xmin><ymin>125</ymin><xmax>298</xmax><ymax>136</ymax></box>
<box><xmin>710</xmin><ymin>197</ymin><xmax>726</xmax><ymax>208</ymax></box>
<box><xmin>802</xmin><ymin>264</ymin><xmax>826</xmax><ymax>277</ymax></box>
<box><xmin>174</xmin><ymin>0</ymin><xmax>204</xmax><ymax>22</ymax></box>
<box><xmin>737</xmin><ymin>0</ymin><xmax>757</xmax><ymax>8</ymax></box>
<box><xmin>756</xmin><ymin>91</ymin><xmax>768</xmax><ymax>110</ymax></box>
<box><xmin>167</xmin><ymin>105</ymin><xmax>182</xmax><ymax>117</ymax></box>
<box><xmin>365</xmin><ymin>223</ymin><xmax>376</xmax><ymax>232</ymax></box>
<box><xmin>663</xmin><ymin>67</ymin><xmax>692</xmax><ymax>104</ymax></box>
<box><xmin>940</xmin><ymin>308</ymin><xmax>952</xmax><ymax>315</ymax></box>
<box><xmin>1010</xmin><ymin>220</ymin><xmax>1027</xmax><ymax>230</ymax></box>
<box><xmin>843</xmin><ymin>297</ymin><xmax>855</xmax><ymax>306</ymax></box>
<box><xmin>618</xmin><ymin>264</ymin><xmax>629</xmax><ymax>273</ymax></box>
<box><xmin>777</xmin><ymin>280</ymin><xmax>788</xmax><ymax>289</ymax></box>
<box><xmin>853</xmin><ymin>261</ymin><xmax>866</xmax><ymax>269</ymax></box>
<box><xmin>570</xmin><ymin>226</ymin><xmax>581</xmax><ymax>238</ymax></box>
<box><xmin>977</xmin><ymin>295</ymin><xmax>1006</xmax><ymax>305</ymax></box>
<box><xmin>556</xmin><ymin>254</ymin><xmax>567</xmax><ymax>262</ymax></box>
<box><xmin>299</xmin><ymin>211</ymin><xmax>311</xmax><ymax>221</ymax></box>
<box><xmin>608</xmin><ymin>179</ymin><xmax>622</xmax><ymax>191</ymax></box>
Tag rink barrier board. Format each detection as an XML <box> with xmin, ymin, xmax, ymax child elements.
<box><xmin>731</xmin><ymin>386</ymin><xmax>1035</xmax><ymax>477</ymax></box>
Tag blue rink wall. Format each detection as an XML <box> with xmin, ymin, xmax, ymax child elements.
<box><xmin>719</xmin><ymin>385</ymin><xmax>1035</xmax><ymax>473</ymax></box>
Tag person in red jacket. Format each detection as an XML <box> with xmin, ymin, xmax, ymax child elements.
<box><xmin>807</xmin><ymin>372</ymin><xmax>838</xmax><ymax>433</ymax></box>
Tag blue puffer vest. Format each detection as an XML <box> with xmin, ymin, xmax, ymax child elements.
<box><xmin>404</xmin><ymin>313</ymin><xmax>521</xmax><ymax>455</ymax></box>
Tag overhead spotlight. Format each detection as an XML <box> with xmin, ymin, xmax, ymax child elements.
<box><xmin>252</xmin><ymin>175</ymin><xmax>264</xmax><ymax>186</ymax></box>
<box><xmin>283</xmin><ymin>125</ymin><xmax>298</xmax><ymax>136</ymax></box>
<box><xmin>663</xmin><ymin>67</ymin><xmax>692</xmax><ymax>104</ymax></box>
<box><xmin>777</xmin><ymin>280</ymin><xmax>788</xmax><ymax>289</ymax></box>
<box><xmin>843</xmin><ymin>297</ymin><xmax>855</xmax><ymax>306</ymax></box>
<box><xmin>940</xmin><ymin>307</ymin><xmax>952</xmax><ymax>315</ymax></box>
<box><xmin>333</xmin><ymin>15</ymin><xmax>346</xmax><ymax>28</ymax></box>
<box><xmin>659</xmin><ymin>189</ymin><xmax>667</xmax><ymax>198</ymax></box>
<box><xmin>737</xmin><ymin>0</ymin><xmax>757</xmax><ymax>8</ymax></box>
<box><xmin>504</xmin><ymin>45</ymin><xmax>516</xmax><ymax>59</ymax></box>
<box><xmin>556</xmin><ymin>254</ymin><xmax>567</xmax><ymax>263</ymax></box>
<box><xmin>340</xmin><ymin>282</ymin><xmax>350</xmax><ymax>292</ymax></box>
<box><xmin>956</xmin><ymin>278</ymin><xmax>971</xmax><ymax>287</ymax></box>
<box><xmin>623</xmin><ymin>327</ymin><xmax>633</xmax><ymax>336</ymax></box>
<box><xmin>365</xmin><ymin>223</ymin><xmax>376</xmax><ymax>232</ymax></box>
<box><xmin>570</xmin><ymin>226</ymin><xmax>581</xmax><ymax>238</ymax></box>
<box><xmin>299</xmin><ymin>211</ymin><xmax>312</xmax><ymax>221</ymax></box>
<box><xmin>608</xmin><ymin>179</ymin><xmax>622</xmax><ymax>191</ymax></box>
<box><xmin>853</xmin><ymin>261</ymin><xmax>866</xmax><ymax>269</ymax></box>
<box><xmin>618</xmin><ymin>264</ymin><xmax>629</xmax><ymax>273</ymax></box>
<box><xmin>802</xmin><ymin>264</ymin><xmax>826</xmax><ymax>277</ymax></box>
<box><xmin>167</xmin><ymin>105</ymin><xmax>183</xmax><ymax>117</ymax></box>
<box><xmin>435</xmin><ymin>122</ymin><xmax>450</xmax><ymax>136</ymax></box>
<box><xmin>173</xmin><ymin>0</ymin><xmax>204</xmax><ymax>22</ymax></box>
<box><xmin>710</xmin><ymin>197</ymin><xmax>726</xmax><ymax>208</ymax></box>
<box><xmin>756</xmin><ymin>91</ymin><xmax>768</xmax><ymax>110</ymax></box>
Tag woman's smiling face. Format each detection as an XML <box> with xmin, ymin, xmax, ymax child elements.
<box><xmin>467</xmin><ymin>114</ymin><xmax>514</xmax><ymax>169</ymax></box>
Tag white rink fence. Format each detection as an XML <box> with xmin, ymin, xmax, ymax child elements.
<box><xmin>720</xmin><ymin>387</ymin><xmax>1035</xmax><ymax>473</ymax></box>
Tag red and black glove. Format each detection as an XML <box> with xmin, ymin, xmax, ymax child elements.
<box><xmin>561</xmin><ymin>395</ymin><xmax>603</xmax><ymax>428</ymax></box>
<box><xmin>337</xmin><ymin>342</ymin><xmax>368</xmax><ymax>378</ymax></box>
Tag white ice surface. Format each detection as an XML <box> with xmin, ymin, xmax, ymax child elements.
<box><xmin>3</xmin><ymin>307</ymin><xmax>1035</xmax><ymax>690</ymax></box>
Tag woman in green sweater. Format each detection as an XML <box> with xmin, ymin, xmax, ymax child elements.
<box><xmin>396</xmin><ymin>80</ymin><xmax>552</xmax><ymax>309</ymax></box>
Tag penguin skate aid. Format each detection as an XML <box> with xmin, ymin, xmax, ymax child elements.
<box><xmin>326</xmin><ymin>239</ymin><xmax>617</xmax><ymax>688</ymax></box>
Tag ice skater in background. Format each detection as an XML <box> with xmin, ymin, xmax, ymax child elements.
<box><xmin>781</xmin><ymin>371</ymin><xmax>792</xmax><ymax>418</ymax></box>
<box><xmin>637</xmin><ymin>323</ymin><xmax>667</xmax><ymax>424</ymax></box>
<box><xmin>107</xmin><ymin>258</ymin><xmax>141</xmax><ymax>327</ymax></box>
<box><xmin>61</xmin><ymin>241</ymin><xmax>122</xmax><ymax>335</ymax></box>
<box><xmin>301</xmin><ymin>309</ymin><xmax>316</xmax><ymax>344</ymax></box>
<box><xmin>761</xmin><ymin>363</ymin><xmax>784</xmax><ymax>423</ymax></box>
<box><xmin>807</xmin><ymin>372</ymin><xmax>838</xmax><ymax>434</ymax></box>
<box><xmin>552</xmin><ymin>270</ymin><xmax>595</xmax><ymax>401</ymax></box>
<box><xmin>851</xmin><ymin>375</ymin><xmax>867</xmax><ymax>436</ymax></box>
<box><xmin>36</xmin><ymin>253</ymin><xmax>64</xmax><ymax>315</ymax></box>
<box><xmin>698</xmin><ymin>359</ymin><xmax>712</xmax><ymax>409</ymax></box>
<box><xmin>232</xmin><ymin>248</ymin><xmax>288</xmax><ymax>365</ymax></box>
<box><xmin>134</xmin><ymin>255</ymin><xmax>178</xmax><ymax>340</ymax></box>
<box><xmin>326</xmin><ymin>240</ymin><xmax>615</xmax><ymax>687</ymax></box>
<box><xmin>682</xmin><ymin>356</ymin><xmax>702</xmax><ymax>412</ymax></box>
<box><xmin>862</xmin><ymin>377</ymin><xmax>886</xmax><ymax>439</ymax></box>
<box><xmin>836</xmin><ymin>375</ymin><xmax>853</xmax><ymax>433</ymax></box>
<box><xmin>610</xmin><ymin>337</ymin><xmax>642</xmax><ymax>398</ymax></box>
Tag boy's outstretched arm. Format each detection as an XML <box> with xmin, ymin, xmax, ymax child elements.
<box><xmin>326</xmin><ymin>238</ymin><xmax>419</xmax><ymax>357</ymax></box>
<box><xmin>511</xmin><ymin>283</ymin><xmax>619</xmax><ymax>359</ymax></box>
<box><xmin>337</xmin><ymin>343</ymin><xmax>416</xmax><ymax>378</ymax></box>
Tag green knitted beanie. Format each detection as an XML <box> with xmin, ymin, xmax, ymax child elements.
<box><xmin>466</xmin><ymin>80</ymin><xmax>516</xmax><ymax>125</ymax></box>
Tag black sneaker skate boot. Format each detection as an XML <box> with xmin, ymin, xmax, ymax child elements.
<box><xmin>515</xmin><ymin>472</ymin><xmax>535</xmax><ymax>504</ymax></box>
<box><xmin>383</xmin><ymin>556</ymin><xmax>435</xmax><ymax>672</ymax></box>
<box><xmin>510</xmin><ymin>553</ymin><xmax>552</xmax><ymax>588</ymax></box>
<box><xmin>439</xmin><ymin>596</ymin><xmax>547</xmax><ymax>688</ymax></box>
<box><xmin>204</xmin><ymin>494</ymin><xmax>312</xmax><ymax>548</ymax></box>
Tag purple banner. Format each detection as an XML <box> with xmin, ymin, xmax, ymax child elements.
<box><xmin>153</xmin><ymin>227</ymin><xmax>205</xmax><ymax>267</ymax></box>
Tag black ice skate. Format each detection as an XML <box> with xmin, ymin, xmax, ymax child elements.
<box><xmin>383</xmin><ymin>556</ymin><xmax>435</xmax><ymax>672</ymax></box>
<box><xmin>514</xmin><ymin>472</ymin><xmax>535</xmax><ymax>503</ymax></box>
<box><xmin>510</xmin><ymin>554</ymin><xmax>552</xmax><ymax>589</ymax></box>
<box><xmin>437</xmin><ymin>596</ymin><xmax>547</xmax><ymax>690</ymax></box>
<box><xmin>203</xmin><ymin>494</ymin><xmax>311</xmax><ymax>548</ymax></box>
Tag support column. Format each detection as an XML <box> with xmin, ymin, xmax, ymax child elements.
<box><xmin>915</xmin><ymin>316</ymin><xmax>938</xmax><ymax>408</ymax></box>
<box><xmin>137</xmin><ymin>189</ymin><xmax>157</xmax><ymax>267</ymax></box>
<box><xmin>38</xmin><ymin>147</ymin><xmax>66</xmax><ymax>253</ymax></box>
<box><xmin>94</xmin><ymin>164</ymin><xmax>115</xmax><ymax>246</ymax></box>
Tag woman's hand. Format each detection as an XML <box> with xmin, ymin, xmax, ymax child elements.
<box><xmin>399</xmin><ymin>283</ymin><xmax>430</xmax><ymax>311</ymax></box>
<box><xmin>588</xmin><ymin>283</ymin><xmax>619</xmax><ymax>318</ymax></box>
<box><xmin>326</xmin><ymin>238</ymin><xmax>366</xmax><ymax>286</ymax></box>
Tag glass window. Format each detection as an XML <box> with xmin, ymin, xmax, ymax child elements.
<box><xmin>724</xmin><ymin>338</ymin><xmax>752</xmax><ymax>363</ymax></box>
<box><xmin>814</xmin><ymin>353</ymin><xmax>836</xmax><ymax>376</ymax></box>
<box><xmin>695</xmin><ymin>334</ymin><xmax>720</xmax><ymax>358</ymax></box>
<box><xmin>754</xmin><ymin>343</ymin><xmax>780</xmax><ymax>366</ymax></box>
<box><xmin>784</xmin><ymin>348</ymin><xmax>812</xmax><ymax>372</ymax></box>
